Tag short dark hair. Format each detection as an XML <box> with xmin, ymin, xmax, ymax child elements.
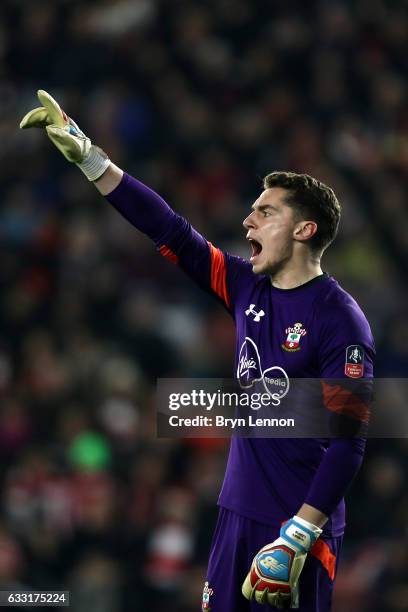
<box><xmin>263</xmin><ymin>171</ymin><xmax>341</xmax><ymax>252</ymax></box>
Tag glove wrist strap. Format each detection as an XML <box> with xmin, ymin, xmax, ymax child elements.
<box><xmin>77</xmin><ymin>145</ymin><xmax>111</xmax><ymax>181</ymax></box>
<box><xmin>280</xmin><ymin>516</ymin><xmax>322</xmax><ymax>553</ymax></box>
<box><xmin>293</xmin><ymin>515</ymin><xmax>323</xmax><ymax>537</ymax></box>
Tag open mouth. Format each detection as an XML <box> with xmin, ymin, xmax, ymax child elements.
<box><xmin>248</xmin><ymin>238</ymin><xmax>263</xmax><ymax>261</ymax></box>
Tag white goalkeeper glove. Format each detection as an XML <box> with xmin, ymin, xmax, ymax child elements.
<box><xmin>20</xmin><ymin>90</ymin><xmax>111</xmax><ymax>181</ymax></box>
<box><xmin>242</xmin><ymin>516</ymin><xmax>322</xmax><ymax>609</ymax></box>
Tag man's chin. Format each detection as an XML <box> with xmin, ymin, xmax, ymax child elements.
<box><xmin>251</xmin><ymin>260</ymin><xmax>266</xmax><ymax>275</ymax></box>
<box><xmin>251</xmin><ymin>258</ymin><xmax>280</xmax><ymax>276</ymax></box>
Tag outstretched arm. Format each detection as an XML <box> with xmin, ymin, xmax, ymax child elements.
<box><xmin>20</xmin><ymin>90</ymin><xmax>252</xmax><ymax>312</ymax></box>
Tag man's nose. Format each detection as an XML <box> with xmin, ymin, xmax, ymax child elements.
<box><xmin>243</xmin><ymin>211</ymin><xmax>256</xmax><ymax>230</ymax></box>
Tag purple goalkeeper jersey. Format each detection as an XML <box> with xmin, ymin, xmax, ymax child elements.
<box><xmin>217</xmin><ymin>267</ymin><xmax>374</xmax><ymax>536</ymax></box>
<box><xmin>107</xmin><ymin>173</ymin><xmax>375</xmax><ymax>538</ymax></box>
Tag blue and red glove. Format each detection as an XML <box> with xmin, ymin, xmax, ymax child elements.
<box><xmin>242</xmin><ymin>516</ymin><xmax>322</xmax><ymax>609</ymax></box>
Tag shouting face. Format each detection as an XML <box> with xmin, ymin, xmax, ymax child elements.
<box><xmin>243</xmin><ymin>188</ymin><xmax>302</xmax><ymax>275</ymax></box>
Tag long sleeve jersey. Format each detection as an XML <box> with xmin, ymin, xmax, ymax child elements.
<box><xmin>107</xmin><ymin>173</ymin><xmax>375</xmax><ymax>537</ymax></box>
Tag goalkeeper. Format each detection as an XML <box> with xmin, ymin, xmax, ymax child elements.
<box><xmin>21</xmin><ymin>91</ymin><xmax>374</xmax><ymax>611</ymax></box>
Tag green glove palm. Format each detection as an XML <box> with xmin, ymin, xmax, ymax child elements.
<box><xmin>20</xmin><ymin>90</ymin><xmax>110</xmax><ymax>180</ymax></box>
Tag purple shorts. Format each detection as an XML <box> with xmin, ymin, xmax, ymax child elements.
<box><xmin>202</xmin><ymin>507</ymin><xmax>342</xmax><ymax>612</ymax></box>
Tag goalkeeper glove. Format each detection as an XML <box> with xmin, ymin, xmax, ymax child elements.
<box><xmin>20</xmin><ymin>90</ymin><xmax>111</xmax><ymax>181</ymax></box>
<box><xmin>242</xmin><ymin>516</ymin><xmax>322</xmax><ymax>609</ymax></box>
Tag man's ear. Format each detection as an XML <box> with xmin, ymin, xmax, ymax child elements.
<box><xmin>294</xmin><ymin>221</ymin><xmax>318</xmax><ymax>242</ymax></box>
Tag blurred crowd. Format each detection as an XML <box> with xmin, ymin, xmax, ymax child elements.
<box><xmin>0</xmin><ymin>0</ymin><xmax>407</xmax><ymax>610</ymax></box>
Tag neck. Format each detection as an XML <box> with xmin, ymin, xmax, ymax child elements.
<box><xmin>270</xmin><ymin>258</ymin><xmax>323</xmax><ymax>290</ymax></box>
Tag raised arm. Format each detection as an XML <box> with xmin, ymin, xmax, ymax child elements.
<box><xmin>20</xmin><ymin>90</ymin><xmax>252</xmax><ymax>313</ymax></box>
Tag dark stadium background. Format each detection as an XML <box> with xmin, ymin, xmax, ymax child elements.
<box><xmin>1</xmin><ymin>1</ymin><xmax>407</xmax><ymax>610</ymax></box>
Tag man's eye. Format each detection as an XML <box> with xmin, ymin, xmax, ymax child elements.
<box><xmin>263</xmin><ymin>210</ymin><xmax>271</xmax><ymax>217</ymax></box>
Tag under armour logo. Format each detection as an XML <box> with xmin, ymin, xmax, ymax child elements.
<box><xmin>245</xmin><ymin>304</ymin><xmax>265</xmax><ymax>322</ymax></box>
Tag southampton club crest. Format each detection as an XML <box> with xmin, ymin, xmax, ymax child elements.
<box><xmin>202</xmin><ymin>581</ymin><xmax>213</xmax><ymax>611</ymax></box>
<box><xmin>282</xmin><ymin>322</ymin><xmax>307</xmax><ymax>352</ymax></box>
